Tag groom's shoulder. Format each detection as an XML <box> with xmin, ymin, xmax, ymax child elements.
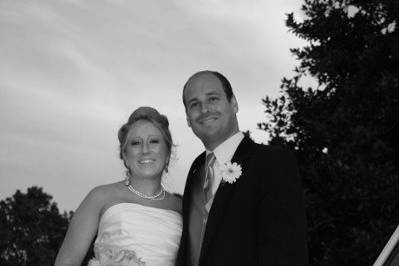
<box><xmin>185</xmin><ymin>152</ymin><xmax>205</xmax><ymax>175</ymax></box>
<box><xmin>250</xmin><ymin>141</ymin><xmax>296</xmax><ymax>159</ymax></box>
<box><xmin>192</xmin><ymin>151</ymin><xmax>206</xmax><ymax>165</ymax></box>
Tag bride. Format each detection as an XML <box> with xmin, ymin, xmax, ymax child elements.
<box><xmin>55</xmin><ymin>106</ymin><xmax>182</xmax><ymax>266</ymax></box>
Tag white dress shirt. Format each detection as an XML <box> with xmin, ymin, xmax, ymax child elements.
<box><xmin>204</xmin><ymin>131</ymin><xmax>244</xmax><ymax>211</ymax></box>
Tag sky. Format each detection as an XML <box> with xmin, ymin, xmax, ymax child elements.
<box><xmin>0</xmin><ymin>0</ymin><xmax>306</xmax><ymax>212</ymax></box>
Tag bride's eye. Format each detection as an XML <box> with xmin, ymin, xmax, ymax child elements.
<box><xmin>149</xmin><ymin>139</ymin><xmax>160</xmax><ymax>144</ymax></box>
<box><xmin>130</xmin><ymin>140</ymin><xmax>141</xmax><ymax>146</ymax></box>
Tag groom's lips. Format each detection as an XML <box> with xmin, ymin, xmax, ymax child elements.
<box><xmin>198</xmin><ymin>115</ymin><xmax>218</xmax><ymax>124</ymax></box>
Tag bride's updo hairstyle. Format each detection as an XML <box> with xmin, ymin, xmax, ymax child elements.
<box><xmin>118</xmin><ymin>106</ymin><xmax>173</xmax><ymax>172</ymax></box>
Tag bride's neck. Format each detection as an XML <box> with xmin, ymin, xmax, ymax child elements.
<box><xmin>128</xmin><ymin>176</ymin><xmax>162</xmax><ymax>195</ymax></box>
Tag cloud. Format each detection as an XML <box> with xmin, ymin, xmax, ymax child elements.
<box><xmin>0</xmin><ymin>0</ymin><xmax>305</xmax><ymax>210</ymax></box>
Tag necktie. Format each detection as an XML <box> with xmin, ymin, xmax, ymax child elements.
<box><xmin>203</xmin><ymin>153</ymin><xmax>216</xmax><ymax>204</ymax></box>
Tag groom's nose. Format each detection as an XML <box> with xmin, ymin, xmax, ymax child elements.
<box><xmin>200</xmin><ymin>102</ymin><xmax>212</xmax><ymax>113</ymax></box>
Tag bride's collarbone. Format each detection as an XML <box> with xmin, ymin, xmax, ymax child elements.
<box><xmin>102</xmin><ymin>192</ymin><xmax>180</xmax><ymax>216</ymax></box>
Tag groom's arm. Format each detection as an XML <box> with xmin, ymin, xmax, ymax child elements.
<box><xmin>257</xmin><ymin>147</ymin><xmax>308</xmax><ymax>266</ymax></box>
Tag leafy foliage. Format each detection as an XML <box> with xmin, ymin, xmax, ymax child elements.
<box><xmin>0</xmin><ymin>186</ymin><xmax>71</xmax><ymax>266</ymax></box>
<box><xmin>259</xmin><ymin>0</ymin><xmax>399</xmax><ymax>265</ymax></box>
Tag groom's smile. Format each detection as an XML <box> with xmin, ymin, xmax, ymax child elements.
<box><xmin>197</xmin><ymin>113</ymin><xmax>219</xmax><ymax>124</ymax></box>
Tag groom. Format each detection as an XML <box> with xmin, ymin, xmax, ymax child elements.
<box><xmin>176</xmin><ymin>70</ymin><xmax>308</xmax><ymax>266</ymax></box>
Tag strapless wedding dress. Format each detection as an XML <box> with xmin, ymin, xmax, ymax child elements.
<box><xmin>88</xmin><ymin>202</ymin><xmax>182</xmax><ymax>266</ymax></box>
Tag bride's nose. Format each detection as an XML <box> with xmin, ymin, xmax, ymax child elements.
<box><xmin>141</xmin><ymin>141</ymin><xmax>150</xmax><ymax>154</ymax></box>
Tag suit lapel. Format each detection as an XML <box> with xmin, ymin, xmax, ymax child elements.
<box><xmin>199</xmin><ymin>136</ymin><xmax>254</xmax><ymax>263</ymax></box>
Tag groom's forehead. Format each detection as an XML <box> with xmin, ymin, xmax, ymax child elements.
<box><xmin>184</xmin><ymin>74</ymin><xmax>224</xmax><ymax>99</ymax></box>
<box><xmin>188</xmin><ymin>72</ymin><xmax>220</xmax><ymax>87</ymax></box>
<box><xmin>186</xmin><ymin>88</ymin><xmax>223</xmax><ymax>100</ymax></box>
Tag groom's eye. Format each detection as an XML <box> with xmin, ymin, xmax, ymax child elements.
<box><xmin>209</xmin><ymin>96</ymin><xmax>219</xmax><ymax>102</ymax></box>
<box><xmin>189</xmin><ymin>102</ymin><xmax>199</xmax><ymax>109</ymax></box>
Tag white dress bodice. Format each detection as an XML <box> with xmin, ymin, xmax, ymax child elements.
<box><xmin>88</xmin><ymin>202</ymin><xmax>182</xmax><ymax>266</ymax></box>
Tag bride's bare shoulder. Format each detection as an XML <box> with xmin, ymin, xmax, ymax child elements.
<box><xmin>89</xmin><ymin>181</ymin><xmax>121</xmax><ymax>196</ymax></box>
<box><xmin>82</xmin><ymin>181</ymin><xmax>125</xmax><ymax>208</ymax></box>
<box><xmin>165</xmin><ymin>192</ymin><xmax>182</xmax><ymax>214</ymax></box>
<box><xmin>85</xmin><ymin>181</ymin><xmax>129</xmax><ymax>217</ymax></box>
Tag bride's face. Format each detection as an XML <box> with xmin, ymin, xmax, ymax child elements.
<box><xmin>123</xmin><ymin>120</ymin><xmax>169</xmax><ymax>180</ymax></box>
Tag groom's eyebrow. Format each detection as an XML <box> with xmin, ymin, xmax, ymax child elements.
<box><xmin>206</xmin><ymin>91</ymin><xmax>221</xmax><ymax>96</ymax></box>
<box><xmin>187</xmin><ymin>91</ymin><xmax>221</xmax><ymax>104</ymax></box>
<box><xmin>187</xmin><ymin>97</ymin><xmax>198</xmax><ymax>105</ymax></box>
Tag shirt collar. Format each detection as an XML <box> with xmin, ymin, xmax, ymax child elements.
<box><xmin>206</xmin><ymin>132</ymin><xmax>244</xmax><ymax>164</ymax></box>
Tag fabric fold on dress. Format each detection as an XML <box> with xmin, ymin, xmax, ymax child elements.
<box><xmin>90</xmin><ymin>202</ymin><xmax>182</xmax><ymax>266</ymax></box>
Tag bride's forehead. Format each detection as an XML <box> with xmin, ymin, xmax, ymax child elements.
<box><xmin>127</xmin><ymin>120</ymin><xmax>162</xmax><ymax>136</ymax></box>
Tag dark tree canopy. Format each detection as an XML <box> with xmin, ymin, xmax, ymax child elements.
<box><xmin>259</xmin><ymin>0</ymin><xmax>399</xmax><ymax>265</ymax></box>
<box><xmin>0</xmin><ymin>186</ymin><xmax>71</xmax><ymax>266</ymax></box>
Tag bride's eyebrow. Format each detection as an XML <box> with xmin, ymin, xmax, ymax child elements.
<box><xmin>147</xmin><ymin>134</ymin><xmax>162</xmax><ymax>138</ymax></box>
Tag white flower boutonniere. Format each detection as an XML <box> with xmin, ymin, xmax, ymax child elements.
<box><xmin>220</xmin><ymin>161</ymin><xmax>242</xmax><ymax>184</ymax></box>
<box><xmin>87</xmin><ymin>258</ymin><xmax>100</xmax><ymax>266</ymax></box>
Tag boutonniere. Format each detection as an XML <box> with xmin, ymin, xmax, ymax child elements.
<box><xmin>87</xmin><ymin>258</ymin><xmax>100</xmax><ymax>266</ymax></box>
<box><xmin>219</xmin><ymin>161</ymin><xmax>242</xmax><ymax>184</ymax></box>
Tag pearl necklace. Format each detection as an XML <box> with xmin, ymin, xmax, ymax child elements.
<box><xmin>125</xmin><ymin>179</ymin><xmax>165</xmax><ymax>201</ymax></box>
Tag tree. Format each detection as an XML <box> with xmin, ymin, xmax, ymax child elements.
<box><xmin>259</xmin><ymin>0</ymin><xmax>399</xmax><ymax>265</ymax></box>
<box><xmin>0</xmin><ymin>186</ymin><xmax>71</xmax><ymax>266</ymax></box>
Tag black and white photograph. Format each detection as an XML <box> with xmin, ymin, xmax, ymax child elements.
<box><xmin>1</xmin><ymin>0</ymin><xmax>398</xmax><ymax>265</ymax></box>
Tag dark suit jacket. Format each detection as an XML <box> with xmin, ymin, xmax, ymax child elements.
<box><xmin>176</xmin><ymin>136</ymin><xmax>308</xmax><ymax>266</ymax></box>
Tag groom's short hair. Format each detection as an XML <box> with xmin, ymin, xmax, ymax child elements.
<box><xmin>183</xmin><ymin>70</ymin><xmax>234</xmax><ymax>108</ymax></box>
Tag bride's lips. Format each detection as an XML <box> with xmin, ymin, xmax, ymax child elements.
<box><xmin>138</xmin><ymin>159</ymin><xmax>155</xmax><ymax>164</ymax></box>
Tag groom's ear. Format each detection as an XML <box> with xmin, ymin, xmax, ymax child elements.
<box><xmin>186</xmin><ymin>116</ymin><xmax>191</xmax><ymax>127</ymax></box>
<box><xmin>231</xmin><ymin>95</ymin><xmax>239</xmax><ymax>113</ymax></box>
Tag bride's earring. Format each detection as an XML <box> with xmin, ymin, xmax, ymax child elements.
<box><xmin>123</xmin><ymin>159</ymin><xmax>131</xmax><ymax>186</ymax></box>
<box><xmin>164</xmin><ymin>158</ymin><xmax>170</xmax><ymax>173</ymax></box>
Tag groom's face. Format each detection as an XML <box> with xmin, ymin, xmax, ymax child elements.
<box><xmin>183</xmin><ymin>72</ymin><xmax>239</xmax><ymax>150</ymax></box>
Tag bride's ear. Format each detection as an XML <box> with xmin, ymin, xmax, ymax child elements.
<box><xmin>121</xmin><ymin>153</ymin><xmax>129</xmax><ymax>169</ymax></box>
<box><xmin>186</xmin><ymin>116</ymin><xmax>191</xmax><ymax>127</ymax></box>
<box><xmin>164</xmin><ymin>156</ymin><xmax>170</xmax><ymax>173</ymax></box>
